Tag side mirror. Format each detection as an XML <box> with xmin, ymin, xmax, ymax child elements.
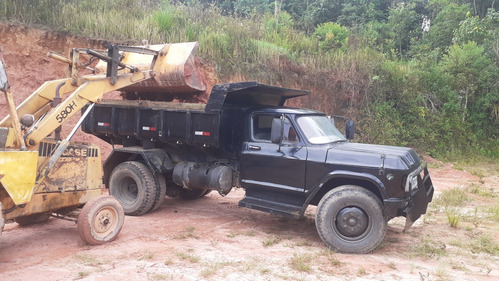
<box><xmin>0</xmin><ymin>61</ymin><xmax>9</xmax><ymax>92</ymax></box>
<box><xmin>270</xmin><ymin>117</ymin><xmax>283</xmax><ymax>144</ymax></box>
<box><xmin>345</xmin><ymin>120</ymin><xmax>355</xmax><ymax>140</ymax></box>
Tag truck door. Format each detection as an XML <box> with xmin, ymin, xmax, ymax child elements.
<box><xmin>240</xmin><ymin>113</ymin><xmax>307</xmax><ymax>209</ymax></box>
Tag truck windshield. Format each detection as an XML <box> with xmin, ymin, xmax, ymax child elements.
<box><xmin>297</xmin><ymin>115</ymin><xmax>346</xmax><ymax>144</ymax></box>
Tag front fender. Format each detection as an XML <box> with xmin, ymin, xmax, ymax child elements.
<box><xmin>302</xmin><ymin>170</ymin><xmax>388</xmax><ymax>215</ymax></box>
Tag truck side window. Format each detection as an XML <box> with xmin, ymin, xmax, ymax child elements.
<box><xmin>283</xmin><ymin>118</ymin><xmax>299</xmax><ymax>143</ymax></box>
<box><xmin>252</xmin><ymin>114</ymin><xmax>299</xmax><ymax>143</ymax></box>
<box><xmin>252</xmin><ymin>114</ymin><xmax>273</xmax><ymax>141</ymax></box>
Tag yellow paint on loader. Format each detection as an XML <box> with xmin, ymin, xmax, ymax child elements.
<box><xmin>0</xmin><ymin>150</ymin><xmax>38</xmax><ymax>205</ymax></box>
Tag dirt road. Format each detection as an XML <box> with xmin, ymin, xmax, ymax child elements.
<box><xmin>0</xmin><ymin>164</ymin><xmax>498</xmax><ymax>281</ymax></box>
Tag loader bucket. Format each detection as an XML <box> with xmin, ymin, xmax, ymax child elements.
<box><xmin>95</xmin><ymin>42</ymin><xmax>206</xmax><ymax>96</ymax></box>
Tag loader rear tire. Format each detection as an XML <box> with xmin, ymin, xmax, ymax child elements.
<box><xmin>15</xmin><ymin>213</ymin><xmax>51</xmax><ymax>226</ymax></box>
<box><xmin>109</xmin><ymin>161</ymin><xmax>156</xmax><ymax>216</ymax></box>
<box><xmin>77</xmin><ymin>195</ymin><xmax>124</xmax><ymax>245</ymax></box>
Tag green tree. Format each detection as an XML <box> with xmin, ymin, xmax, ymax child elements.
<box><xmin>453</xmin><ymin>9</ymin><xmax>499</xmax><ymax>62</ymax></box>
<box><xmin>387</xmin><ymin>2</ymin><xmax>422</xmax><ymax>57</ymax></box>
<box><xmin>425</xmin><ymin>3</ymin><xmax>470</xmax><ymax>54</ymax></box>
<box><xmin>440</xmin><ymin>40</ymin><xmax>498</xmax><ymax>150</ymax></box>
<box><xmin>338</xmin><ymin>0</ymin><xmax>390</xmax><ymax>28</ymax></box>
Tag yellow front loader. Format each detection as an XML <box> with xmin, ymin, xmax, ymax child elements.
<box><xmin>0</xmin><ymin>42</ymin><xmax>205</xmax><ymax>244</ymax></box>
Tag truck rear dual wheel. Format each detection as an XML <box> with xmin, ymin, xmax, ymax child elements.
<box><xmin>316</xmin><ymin>185</ymin><xmax>387</xmax><ymax>254</ymax></box>
<box><xmin>150</xmin><ymin>173</ymin><xmax>167</xmax><ymax>212</ymax></box>
<box><xmin>77</xmin><ymin>195</ymin><xmax>124</xmax><ymax>245</ymax></box>
<box><xmin>109</xmin><ymin>161</ymin><xmax>166</xmax><ymax>216</ymax></box>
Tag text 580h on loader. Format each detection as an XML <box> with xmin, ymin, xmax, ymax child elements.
<box><xmin>0</xmin><ymin>42</ymin><xmax>205</xmax><ymax>244</ymax></box>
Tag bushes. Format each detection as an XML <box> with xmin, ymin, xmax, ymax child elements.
<box><xmin>313</xmin><ymin>22</ymin><xmax>350</xmax><ymax>51</ymax></box>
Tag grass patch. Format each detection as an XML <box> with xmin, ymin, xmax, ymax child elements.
<box><xmin>412</xmin><ymin>238</ymin><xmax>447</xmax><ymax>259</ymax></box>
<box><xmin>389</xmin><ymin>262</ymin><xmax>396</xmax><ymax>269</ymax></box>
<box><xmin>200</xmin><ymin>267</ymin><xmax>217</xmax><ymax>278</ymax></box>
<box><xmin>434</xmin><ymin>266</ymin><xmax>450</xmax><ymax>281</ymax></box>
<box><xmin>485</xmin><ymin>205</ymin><xmax>499</xmax><ymax>220</ymax></box>
<box><xmin>466</xmin><ymin>184</ymin><xmax>498</xmax><ymax>198</ymax></box>
<box><xmin>74</xmin><ymin>254</ymin><xmax>104</xmax><ymax>267</ymax></box>
<box><xmin>150</xmin><ymin>274</ymin><xmax>171</xmax><ymax>280</ymax></box>
<box><xmin>288</xmin><ymin>252</ymin><xmax>314</xmax><ymax>272</ymax></box>
<box><xmin>435</xmin><ymin>187</ymin><xmax>468</xmax><ymax>207</ymax></box>
<box><xmin>173</xmin><ymin>226</ymin><xmax>198</xmax><ymax>239</ymax></box>
<box><xmin>357</xmin><ymin>267</ymin><xmax>366</xmax><ymax>276</ymax></box>
<box><xmin>320</xmin><ymin>249</ymin><xmax>341</xmax><ymax>267</ymax></box>
<box><xmin>470</xmin><ymin>234</ymin><xmax>499</xmax><ymax>255</ymax></box>
<box><xmin>176</xmin><ymin>250</ymin><xmax>200</xmax><ymax>263</ymax></box>
<box><xmin>200</xmin><ymin>261</ymin><xmax>235</xmax><ymax>278</ymax></box>
<box><xmin>76</xmin><ymin>271</ymin><xmax>91</xmax><ymax>279</ymax></box>
<box><xmin>241</xmin><ymin>257</ymin><xmax>263</xmax><ymax>272</ymax></box>
<box><xmin>262</xmin><ymin>235</ymin><xmax>281</xmax><ymax>247</ymax></box>
<box><xmin>445</xmin><ymin>207</ymin><xmax>462</xmax><ymax>228</ymax></box>
<box><xmin>138</xmin><ymin>250</ymin><xmax>155</xmax><ymax>261</ymax></box>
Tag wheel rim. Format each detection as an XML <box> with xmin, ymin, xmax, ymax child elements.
<box><xmin>116</xmin><ymin>177</ymin><xmax>138</xmax><ymax>204</ymax></box>
<box><xmin>93</xmin><ymin>206</ymin><xmax>119</xmax><ymax>239</ymax></box>
<box><xmin>334</xmin><ymin>206</ymin><xmax>370</xmax><ymax>239</ymax></box>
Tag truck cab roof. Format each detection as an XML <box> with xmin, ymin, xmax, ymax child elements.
<box><xmin>205</xmin><ymin>82</ymin><xmax>310</xmax><ymax>112</ymax></box>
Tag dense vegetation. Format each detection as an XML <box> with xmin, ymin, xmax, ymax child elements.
<box><xmin>0</xmin><ymin>0</ymin><xmax>498</xmax><ymax>160</ymax></box>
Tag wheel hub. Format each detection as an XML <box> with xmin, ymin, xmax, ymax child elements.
<box><xmin>94</xmin><ymin>208</ymin><xmax>115</xmax><ymax>234</ymax></box>
<box><xmin>336</xmin><ymin>207</ymin><xmax>368</xmax><ymax>237</ymax></box>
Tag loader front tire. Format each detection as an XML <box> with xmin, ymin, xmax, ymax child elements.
<box><xmin>77</xmin><ymin>195</ymin><xmax>124</xmax><ymax>245</ymax></box>
<box><xmin>109</xmin><ymin>161</ymin><xmax>156</xmax><ymax>216</ymax></box>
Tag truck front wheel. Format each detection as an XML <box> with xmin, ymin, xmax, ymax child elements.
<box><xmin>315</xmin><ymin>185</ymin><xmax>387</xmax><ymax>254</ymax></box>
<box><xmin>109</xmin><ymin>161</ymin><xmax>156</xmax><ymax>216</ymax></box>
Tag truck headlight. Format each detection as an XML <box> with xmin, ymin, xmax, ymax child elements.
<box><xmin>410</xmin><ymin>175</ymin><xmax>418</xmax><ymax>191</ymax></box>
<box><xmin>404</xmin><ymin>175</ymin><xmax>419</xmax><ymax>193</ymax></box>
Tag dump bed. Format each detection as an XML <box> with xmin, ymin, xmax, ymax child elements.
<box><xmin>82</xmin><ymin>82</ymin><xmax>309</xmax><ymax>148</ymax></box>
<box><xmin>82</xmin><ymin>99</ymin><xmax>220</xmax><ymax>147</ymax></box>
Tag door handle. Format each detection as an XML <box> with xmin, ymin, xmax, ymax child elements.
<box><xmin>249</xmin><ymin>145</ymin><xmax>261</xmax><ymax>151</ymax></box>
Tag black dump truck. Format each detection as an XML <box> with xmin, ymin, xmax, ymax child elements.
<box><xmin>82</xmin><ymin>81</ymin><xmax>434</xmax><ymax>254</ymax></box>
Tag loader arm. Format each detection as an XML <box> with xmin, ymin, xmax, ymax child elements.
<box><xmin>0</xmin><ymin>78</ymin><xmax>77</xmax><ymax>128</ymax></box>
<box><xmin>25</xmin><ymin>70</ymin><xmax>152</xmax><ymax>146</ymax></box>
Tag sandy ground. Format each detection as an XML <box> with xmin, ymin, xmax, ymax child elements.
<box><xmin>0</xmin><ymin>166</ymin><xmax>498</xmax><ymax>281</ymax></box>
<box><xmin>0</xmin><ymin>23</ymin><xmax>498</xmax><ymax>281</ymax></box>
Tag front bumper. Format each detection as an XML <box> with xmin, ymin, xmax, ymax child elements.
<box><xmin>403</xmin><ymin>164</ymin><xmax>434</xmax><ymax>231</ymax></box>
